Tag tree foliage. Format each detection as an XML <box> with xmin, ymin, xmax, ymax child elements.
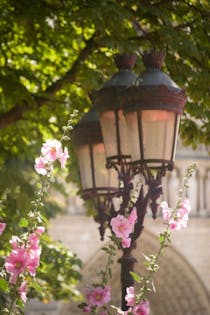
<box><xmin>0</xmin><ymin>0</ymin><xmax>209</xmax><ymax>142</ymax></box>
<box><xmin>0</xmin><ymin>0</ymin><xmax>209</xmax><ymax>305</ymax></box>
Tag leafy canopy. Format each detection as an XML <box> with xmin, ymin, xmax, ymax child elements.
<box><xmin>0</xmin><ymin>0</ymin><xmax>209</xmax><ymax>146</ymax></box>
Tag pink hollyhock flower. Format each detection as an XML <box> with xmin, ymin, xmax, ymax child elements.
<box><xmin>36</xmin><ymin>226</ymin><xmax>45</xmax><ymax>235</ymax></box>
<box><xmin>18</xmin><ymin>281</ymin><xmax>28</xmax><ymax>303</ymax></box>
<box><xmin>177</xmin><ymin>213</ymin><xmax>189</xmax><ymax>228</ymax></box>
<box><xmin>27</xmin><ymin>234</ymin><xmax>41</xmax><ymax>276</ymax></box>
<box><xmin>83</xmin><ymin>306</ymin><xmax>91</xmax><ymax>313</ymax></box>
<box><xmin>34</xmin><ymin>156</ymin><xmax>48</xmax><ymax>176</ymax></box>
<box><xmin>86</xmin><ymin>286</ymin><xmax>111</xmax><ymax>307</ymax></box>
<box><xmin>128</xmin><ymin>208</ymin><xmax>138</xmax><ymax>225</ymax></box>
<box><xmin>168</xmin><ymin>219</ymin><xmax>181</xmax><ymax>231</ymax></box>
<box><xmin>28</xmin><ymin>233</ymin><xmax>40</xmax><ymax>250</ymax></box>
<box><xmin>133</xmin><ymin>300</ymin><xmax>150</xmax><ymax>315</ymax></box>
<box><xmin>27</xmin><ymin>251</ymin><xmax>40</xmax><ymax>276</ymax></box>
<box><xmin>9</xmin><ymin>236</ymin><xmax>21</xmax><ymax>249</ymax></box>
<box><xmin>59</xmin><ymin>146</ymin><xmax>69</xmax><ymax>168</ymax></box>
<box><xmin>5</xmin><ymin>248</ymin><xmax>29</xmax><ymax>284</ymax></box>
<box><xmin>111</xmin><ymin>215</ymin><xmax>133</xmax><ymax>239</ymax></box>
<box><xmin>177</xmin><ymin>198</ymin><xmax>191</xmax><ymax>216</ymax></box>
<box><xmin>121</xmin><ymin>237</ymin><xmax>131</xmax><ymax>249</ymax></box>
<box><xmin>125</xmin><ymin>286</ymin><xmax>135</xmax><ymax>306</ymax></box>
<box><xmin>160</xmin><ymin>201</ymin><xmax>172</xmax><ymax>221</ymax></box>
<box><xmin>0</xmin><ymin>222</ymin><xmax>6</xmax><ymax>235</ymax></box>
<box><xmin>41</xmin><ymin>139</ymin><xmax>63</xmax><ymax>162</ymax></box>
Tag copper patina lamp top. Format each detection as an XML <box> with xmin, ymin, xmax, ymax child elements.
<box><xmin>123</xmin><ymin>50</ymin><xmax>187</xmax><ymax>115</ymax></box>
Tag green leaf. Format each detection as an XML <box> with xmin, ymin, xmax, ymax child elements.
<box><xmin>18</xmin><ymin>217</ymin><xmax>29</xmax><ymax>228</ymax></box>
<box><xmin>17</xmin><ymin>298</ymin><xmax>25</xmax><ymax>309</ymax></box>
<box><xmin>0</xmin><ymin>278</ymin><xmax>9</xmax><ymax>292</ymax></box>
<box><xmin>30</xmin><ymin>281</ymin><xmax>43</xmax><ymax>294</ymax></box>
<box><xmin>159</xmin><ymin>233</ymin><xmax>165</xmax><ymax>245</ymax></box>
<box><xmin>130</xmin><ymin>271</ymin><xmax>141</xmax><ymax>283</ymax></box>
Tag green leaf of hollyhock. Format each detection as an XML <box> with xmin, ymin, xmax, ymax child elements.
<box><xmin>31</xmin><ymin>281</ymin><xmax>43</xmax><ymax>294</ymax></box>
<box><xmin>17</xmin><ymin>298</ymin><xmax>25</xmax><ymax>309</ymax></box>
<box><xmin>130</xmin><ymin>271</ymin><xmax>141</xmax><ymax>283</ymax></box>
<box><xmin>18</xmin><ymin>217</ymin><xmax>29</xmax><ymax>228</ymax></box>
<box><xmin>0</xmin><ymin>278</ymin><xmax>9</xmax><ymax>292</ymax></box>
<box><xmin>159</xmin><ymin>233</ymin><xmax>165</xmax><ymax>245</ymax></box>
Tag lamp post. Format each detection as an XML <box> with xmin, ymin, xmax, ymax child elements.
<box><xmin>72</xmin><ymin>51</ymin><xmax>186</xmax><ymax>311</ymax></box>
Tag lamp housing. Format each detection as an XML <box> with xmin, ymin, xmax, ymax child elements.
<box><xmin>71</xmin><ymin>109</ymin><xmax>118</xmax><ymax>196</ymax></box>
<box><xmin>92</xmin><ymin>54</ymin><xmax>138</xmax><ymax>166</ymax></box>
<box><xmin>123</xmin><ymin>51</ymin><xmax>187</xmax><ymax>171</ymax></box>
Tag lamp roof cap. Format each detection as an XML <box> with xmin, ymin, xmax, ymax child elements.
<box><xmin>102</xmin><ymin>53</ymin><xmax>138</xmax><ymax>88</ymax></box>
<box><xmin>136</xmin><ymin>50</ymin><xmax>180</xmax><ymax>89</ymax></box>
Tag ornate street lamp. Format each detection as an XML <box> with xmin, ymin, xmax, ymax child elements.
<box><xmin>72</xmin><ymin>51</ymin><xmax>187</xmax><ymax>311</ymax></box>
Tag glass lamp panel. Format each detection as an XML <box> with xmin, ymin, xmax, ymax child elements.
<box><xmin>76</xmin><ymin>144</ymin><xmax>92</xmax><ymax>190</ymax></box>
<box><xmin>142</xmin><ymin>110</ymin><xmax>176</xmax><ymax>163</ymax></box>
<box><xmin>171</xmin><ymin>115</ymin><xmax>180</xmax><ymax>161</ymax></box>
<box><xmin>118</xmin><ymin>109</ymin><xmax>131</xmax><ymax>157</ymax></box>
<box><xmin>100</xmin><ymin>109</ymin><xmax>130</xmax><ymax>159</ymax></box>
<box><xmin>125</xmin><ymin>111</ymin><xmax>141</xmax><ymax>162</ymax></box>
<box><xmin>100</xmin><ymin>111</ymin><xmax>117</xmax><ymax>158</ymax></box>
<box><xmin>93</xmin><ymin>143</ymin><xmax>118</xmax><ymax>193</ymax></box>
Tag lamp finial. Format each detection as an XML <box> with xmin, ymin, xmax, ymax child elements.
<box><xmin>114</xmin><ymin>53</ymin><xmax>137</xmax><ymax>70</ymax></box>
<box><xmin>142</xmin><ymin>50</ymin><xmax>165</xmax><ymax>69</ymax></box>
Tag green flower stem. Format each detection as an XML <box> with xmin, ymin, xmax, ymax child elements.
<box><xmin>137</xmin><ymin>163</ymin><xmax>197</xmax><ymax>301</ymax></box>
<box><xmin>8</xmin><ymin>299</ymin><xmax>15</xmax><ymax>315</ymax></box>
<box><xmin>137</xmin><ymin>227</ymin><xmax>171</xmax><ymax>300</ymax></box>
<box><xmin>104</xmin><ymin>305</ymin><xmax>113</xmax><ymax>315</ymax></box>
<box><xmin>61</xmin><ymin>109</ymin><xmax>78</xmax><ymax>142</ymax></box>
<box><xmin>176</xmin><ymin>163</ymin><xmax>197</xmax><ymax>207</ymax></box>
<box><xmin>8</xmin><ymin>283</ymin><xmax>19</xmax><ymax>315</ymax></box>
<box><xmin>99</xmin><ymin>243</ymin><xmax>117</xmax><ymax>286</ymax></box>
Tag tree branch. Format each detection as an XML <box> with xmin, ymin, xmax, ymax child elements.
<box><xmin>0</xmin><ymin>34</ymin><xmax>97</xmax><ymax>130</ymax></box>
